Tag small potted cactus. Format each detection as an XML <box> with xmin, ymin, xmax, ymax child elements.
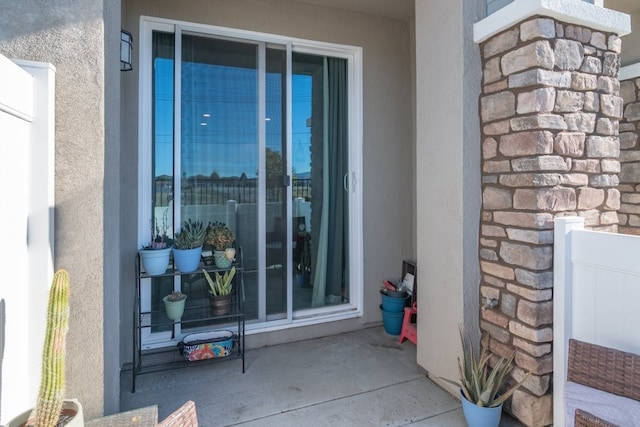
<box><xmin>7</xmin><ymin>270</ymin><xmax>84</xmax><ymax>427</ymax></box>
<box><xmin>162</xmin><ymin>291</ymin><xmax>187</xmax><ymax>321</ymax></box>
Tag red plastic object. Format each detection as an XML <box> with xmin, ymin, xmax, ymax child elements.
<box><xmin>399</xmin><ymin>302</ymin><xmax>417</xmax><ymax>344</ymax></box>
<box><xmin>383</xmin><ymin>280</ymin><xmax>396</xmax><ymax>291</ymax></box>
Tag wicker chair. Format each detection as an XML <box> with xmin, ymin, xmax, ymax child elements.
<box><xmin>568</xmin><ymin>339</ymin><xmax>640</xmax><ymax>427</ymax></box>
<box><xmin>574</xmin><ymin>409</ymin><xmax>618</xmax><ymax>427</ymax></box>
<box><xmin>157</xmin><ymin>400</ymin><xmax>198</xmax><ymax>427</ymax></box>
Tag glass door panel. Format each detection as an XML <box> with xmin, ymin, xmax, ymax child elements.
<box><xmin>291</xmin><ymin>53</ymin><xmax>350</xmax><ymax>312</ymax></box>
<box><xmin>148</xmin><ymin>31</ymin><xmax>175</xmax><ymax>335</ymax></box>
<box><xmin>180</xmin><ymin>33</ymin><xmax>259</xmax><ymax>327</ymax></box>
<box><xmin>145</xmin><ymin>25</ymin><xmax>354</xmax><ymax>346</ymax></box>
<box><xmin>265</xmin><ymin>46</ymin><xmax>287</xmax><ymax>320</ymax></box>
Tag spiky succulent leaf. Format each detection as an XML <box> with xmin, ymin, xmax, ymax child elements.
<box><xmin>448</xmin><ymin>327</ymin><xmax>532</xmax><ymax>408</ymax></box>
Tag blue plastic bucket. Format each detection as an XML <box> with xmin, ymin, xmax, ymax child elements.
<box><xmin>380</xmin><ymin>290</ymin><xmax>409</xmax><ymax>313</ymax></box>
<box><xmin>380</xmin><ymin>305</ymin><xmax>404</xmax><ymax>335</ymax></box>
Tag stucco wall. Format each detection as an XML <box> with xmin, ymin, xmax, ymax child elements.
<box><xmin>0</xmin><ymin>0</ymin><xmax>107</xmax><ymax>419</ymax></box>
<box><xmin>121</xmin><ymin>0</ymin><xmax>415</xmax><ymax>358</ymax></box>
<box><xmin>415</xmin><ymin>0</ymin><xmax>483</xmax><ymax>389</ymax></box>
<box><xmin>620</xmin><ymin>8</ymin><xmax>640</xmax><ymax>66</ymax></box>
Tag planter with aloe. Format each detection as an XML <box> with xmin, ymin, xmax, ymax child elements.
<box><xmin>203</xmin><ymin>266</ymin><xmax>236</xmax><ymax>316</ymax></box>
<box><xmin>443</xmin><ymin>329</ymin><xmax>530</xmax><ymax>427</ymax></box>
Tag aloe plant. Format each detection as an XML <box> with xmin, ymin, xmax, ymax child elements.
<box><xmin>203</xmin><ymin>267</ymin><xmax>236</xmax><ymax>296</ymax></box>
<box><xmin>28</xmin><ymin>270</ymin><xmax>71</xmax><ymax>427</ymax></box>
<box><xmin>444</xmin><ymin>328</ymin><xmax>530</xmax><ymax>408</ymax></box>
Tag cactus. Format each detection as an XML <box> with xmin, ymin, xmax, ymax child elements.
<box><xmin>27</xmin><ymin>270</ymin><xmax>70</xmax><ymax>427</ymax></box>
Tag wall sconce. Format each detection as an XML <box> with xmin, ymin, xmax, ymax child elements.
<box><xmin>120</xmin><ymin>30</ymin><xmax>133</xmax><ymax>71</ymax></box>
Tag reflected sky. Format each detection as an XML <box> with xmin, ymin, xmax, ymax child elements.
<box><xmin>154</xmin><ymin>58</ymin><xmax>311</xmax><ymax>178</ymax></box>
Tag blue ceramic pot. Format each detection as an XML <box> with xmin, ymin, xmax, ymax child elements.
<box><xmin>173</xmin><ymin>246</ymin><xmax>202</xmax><ymax>273</ymax></box>
<box><xmin>459</xmin><ymin>390</ymin><xmax>503</xmax><ymax>427</ymax></box>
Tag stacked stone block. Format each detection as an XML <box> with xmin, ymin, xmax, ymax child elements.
<box><xmin>479</xmin><ymin>17</ymin><xmax>622</xmax><ymax>427</ymax></box>
<box><xmin>618</xmin><ymin>77</ymin><xmax>640</xmax><ymax>235</ymax></box>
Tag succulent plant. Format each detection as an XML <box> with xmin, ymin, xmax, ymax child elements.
<box><xmin>173</xmin><ymin>219</ymin><xmax>206</xmax><ymax>250</ymax></box>
<box><xmin>166</xmin><ymin>291</ymin><xmax>186</xmax><ymax>302</ymax></box>
<box><xmin>144</xmin><ymin>208</ymin><xmax>171</xmax><ymax>249</ymax></box>
<box><xmin>443</xmin><ymin>328</ymin><xmax>531</xmax><ymax>408</ymax></box>
<box><xmin>206</xmin><ymin>222</ymin><xmax>235</xmax><ymax>251</ymax></box>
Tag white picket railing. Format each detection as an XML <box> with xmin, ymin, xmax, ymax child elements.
<box><xmin>553</xmin><ymin>217</ymin><xmax>640</xmax><ymax>426</ymax></box>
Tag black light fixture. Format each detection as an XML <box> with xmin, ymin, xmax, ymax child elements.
<box><xmin>120</xmin><ymin>30</ymin><xmax>133</xmax><ymax>71</ymax></box>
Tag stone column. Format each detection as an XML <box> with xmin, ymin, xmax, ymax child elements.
<box><xmin>618</xmin><ymin>77</ymin><xmax>640</xmax><ymax>234</ymax></box>
<box><xmin>479</xmin><ymin>18</ymin><xmax>621</xmax><ymax>426</ymax></box>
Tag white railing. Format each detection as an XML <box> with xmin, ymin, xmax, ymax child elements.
<box><xmin>553</xmin><ymin>217</ymin><xmax>640</xmax><ymax>426</ymax></box>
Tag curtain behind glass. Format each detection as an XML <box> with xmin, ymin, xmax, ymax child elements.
<box><xmin>312</xmin><ymin>57</ymin><xmax>348</xmax><ymax>307</ymax></box>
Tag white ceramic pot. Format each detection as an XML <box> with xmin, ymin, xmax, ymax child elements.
<box><xmin>6</xmin><ymin>399</ymin><xmax>84</xmax><ymax>427</ymax></box>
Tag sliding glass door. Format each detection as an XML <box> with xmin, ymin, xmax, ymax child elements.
<box><xmin>139</xmin><ymin>19</ymin><xmax>360</xmax><ymax>346</ymax></box>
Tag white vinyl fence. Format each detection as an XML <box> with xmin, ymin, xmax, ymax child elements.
<box><xmin>553</xmin><ymin>217</ymin><xmax>640</xmax><ymax>426</ymax></box>
<box><xmin>0</xmin><ymin>54</ymin><xmax>55</xmax><ymax>424</ymax></box>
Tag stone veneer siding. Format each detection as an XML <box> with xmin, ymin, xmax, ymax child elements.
<box><xmin>619</xmin><ymin>77</ymin><xmax>640</xmax><ymax>234</ymax></box>
<box><xmin>479</xmin><ymin>17</ymin><xmax>622</xmax><ymax>427</ymax></box>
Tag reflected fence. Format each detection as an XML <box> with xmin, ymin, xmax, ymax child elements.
<box><xmin>155</xmin><ymin>177</ymin><xmax>312</xmax><ymax>206</ymax></box>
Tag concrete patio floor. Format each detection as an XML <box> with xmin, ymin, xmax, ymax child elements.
<box><xmin>120</xmin><ymin>327</ymin><xmax>523</xmax><ymax>426</ymax></box>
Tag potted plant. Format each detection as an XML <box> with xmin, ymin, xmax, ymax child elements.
<box><xmin>443</xmin><ymin>329</ymin><xmax>530</xmax><ymax>427</ymax></box>
<box><xmin>139</xmin><ymin>209</ymin><xmax>172</xmax><ymax>275</ymax></box>
<box><xmin>203</xmin><ymin>266</ymin><xmax>236</xmax><ymax>315</ymax></box>
<box><xmin>162</xmin><ymin>291</ymin><xmax>187</xmax><ymax>320</ymax></box>
<box><xmin>206</xmin><ymin>222</ymin><xmax>235</xmax><ymax>268</ymax></box>
<box><xmin>172</xmin><ymin>218</ymin><xmax>206</xmax><ymax>273</ymax></box>
<box><xmin>7</xmin><ymin>270</ymin><xmax>84</xmax><ymax>427</ymax></box>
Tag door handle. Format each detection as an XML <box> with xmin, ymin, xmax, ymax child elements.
<box><xmin>343</xmin><ymin>172</ymin><xmax>355</xmax><ymax>192</ymax></box>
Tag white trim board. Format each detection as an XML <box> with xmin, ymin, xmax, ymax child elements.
<box><xmin>474</xmin><ymin>0</ymin><xmax>630</xmax><ymax>43</ymax></box>
<box><xmin>620</xmin><ymin>63</ymin><xmax>640</xmax><ymax>81</ymax></box>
